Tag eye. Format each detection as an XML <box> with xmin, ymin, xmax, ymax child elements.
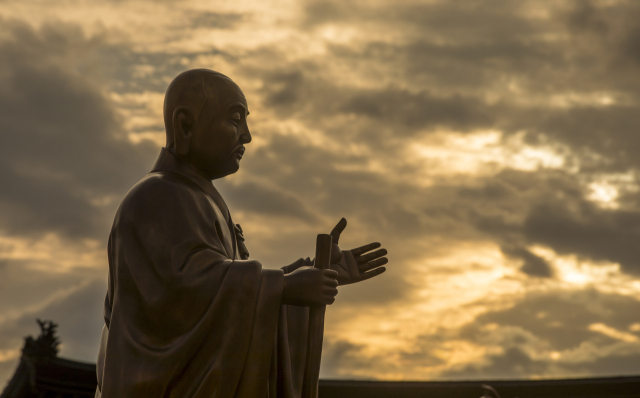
<box><xmin>230</xmin><ymin>112</ymin><xmax>241</xmax><ymax>126</ymax></box>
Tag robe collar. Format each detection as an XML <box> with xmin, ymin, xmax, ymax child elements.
<box><xmin>151</xmin><ymin>148</ymin><xmax>242</xmax><ymax>258</ymax></box>
<box><xmin>151</xmin><ymin>148</ymin><xmax>231</xmax><ymax>219</ymax></box>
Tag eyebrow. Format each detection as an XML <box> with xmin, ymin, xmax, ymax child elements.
<box><xmin>227</xmin><ymin>102</ymin><xmax>250</xmax><ymax>116</ymax></box>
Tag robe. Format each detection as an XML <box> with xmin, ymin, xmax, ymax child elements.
<box><xmin>96</xmin><ymin>148</ymin><xmax>317</xmax><ymax>398</ymax></box>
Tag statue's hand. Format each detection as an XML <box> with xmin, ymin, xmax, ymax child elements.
<box><xmin>329</xmin><ymin>218</ymin><xmax>388</xmax><ymax>286</ymax></box>
<box><xmin>282</xmin><ymin>267</ymin><xmax>339</xmax><ymax>306</ymax></box>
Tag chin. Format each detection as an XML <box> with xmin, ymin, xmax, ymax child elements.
<box><xmin>226</xmin><ymin>163</ymin><xmax>241</xmax><ymax>176</ymax></box>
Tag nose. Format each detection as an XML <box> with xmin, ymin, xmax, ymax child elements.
<box><xmin>240</xmin><ymin>123</ymin><xmax>252</xmax><ymax>144</ymax></box>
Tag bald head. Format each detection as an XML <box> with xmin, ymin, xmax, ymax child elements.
<box><xmin>162</xmin><ymin>69</ymin><xmax>251</xmax><ymax>179</ymax></box>
<box><xmin>163</xmin><ymin>69</ymin><xmax>239</xmax><ymax>149</ymax></box>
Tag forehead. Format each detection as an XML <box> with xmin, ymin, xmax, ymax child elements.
<box><xmin>204</xmin><ymin>75</ymin><xmax>248</xmax><ymax>112</ymax></box>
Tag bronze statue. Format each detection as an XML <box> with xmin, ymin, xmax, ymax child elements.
<box><xmin>95</xmin><ymin>69</ymin><xmax>388</xmax><ymax>398</ymax></box>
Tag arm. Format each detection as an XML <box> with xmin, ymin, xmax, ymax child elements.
<box><xmin>281</xmin><ymin>257</ymin><xmax>313</xmax><ymax>274</ymax></box>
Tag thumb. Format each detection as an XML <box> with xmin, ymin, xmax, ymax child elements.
<box><xmin>330</xmin><ymin>217</ymin><xmax>347</xmax><ymax>244</ymax></box>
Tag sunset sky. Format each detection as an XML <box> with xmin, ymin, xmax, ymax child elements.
<box><xmin>2</xmin><ymin>0</ymin><xmax>640</xmax><ymax>385</ymax></box>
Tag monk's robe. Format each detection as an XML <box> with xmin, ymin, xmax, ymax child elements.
<box><xmin>96</xmin><ymin>148</ymin><xmax>316</xmax><ymax>398</ymax></box>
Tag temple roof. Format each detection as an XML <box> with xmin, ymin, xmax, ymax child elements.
<box><xmin>0</xmin><ymin>320</ymin><xmax>96</xmax><ymax>398</ymax></box>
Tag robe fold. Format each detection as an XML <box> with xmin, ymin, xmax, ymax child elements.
<box><xmin>96</xmin><ymin>148</ymin><xmax>316</xmax><ymax>398</ymax></box>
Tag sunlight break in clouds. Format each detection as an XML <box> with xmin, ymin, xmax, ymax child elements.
<box><xmin>411</xmin><ymin>130</ymin><xmax>568</xmax><ymax>181</ymax></box>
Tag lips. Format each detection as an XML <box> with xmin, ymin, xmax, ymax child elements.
<box><xmin>234</xmin><ymin>146</ymin><xmax>245</xmax><ymax>159</ymax></box>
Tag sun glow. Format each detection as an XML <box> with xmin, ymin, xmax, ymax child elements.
<box><xmin>411</xmin><ymin>130</ymin><xmax>568</xmax><ymax>182</ymax></box>
<box><xmin>0</xmin><ymin>234</ymin><xmax>104</xmax><ymax>273</ymax></box>
<box><xmin>589</xmin><ymin>323</ymin><xmax>639</xmax><ymax>343</ymax></box>
<box><xmin>585</xmin><ymin>172</ymin><xmax>639</xmax><ymax>209</ymax></box>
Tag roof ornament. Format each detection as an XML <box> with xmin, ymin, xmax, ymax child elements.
<box><xmin>22</xmin><ymin>319</ymin><xmax>60</xmax><ymax>358</ymax></box>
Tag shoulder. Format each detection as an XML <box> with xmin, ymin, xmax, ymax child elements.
<box><xmin>115</xmin><ymin>172</ymin><xmax>208</xmax><ymax>222</ymax></box>
<box><xmin>126</xmin><ymin>171</ymin><xmax>199</xmax><ymax>202</ymax></box>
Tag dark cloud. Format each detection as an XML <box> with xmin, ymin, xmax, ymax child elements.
<box><xmin>304</xmin><ymin>0</ymin><xmax>537</xmax><ymax>42</ymax></box>
<box><xmin>94</xmin><ymin>45</ymin><xmax>223</xmax><ymax>95</ymax></box>
<box><xmin>302</xmin><ymin>1</ymin><xmax>346</xmax><ymax>27</ymax></box>
<box><xmin>188</xmin><ymin>12</ymin><xmax>244</xmax><ymax>29</ymax></box>
<box><xmin>565</xmin><ymin>1</ymin><xmax>609</xmax><ymax>34</ymax></box>
<box><xmin>320</xmin><ymin>339</ymin><xmax>392</xmax><ymax>379</ymax></box>
<box><xmin>528</xmin><ymin>105</ymin><xmax>640</xmax><ymax>171</ymax></box>
<box><xmin>257</xmin><ymin>68</ymin><xmax>496</xmax><ymax>133</ymax></box>
<box><xmin>443</xmin><ymin>289</ymin><xmax>640</xmax><ymax>378</ymax></box>
<box><xmin>465</xmin><ymin>290</ymin><xmax>640</xmax><ymax>351</ymax></box>
<box><xmin>0</xmin><ymin>20</ymin><xmax>157</xmax><ymax>239</ymax></box>
<box><xmin>320</xmin><ymin>339</ymin><xmax>369</xmax><ymax>378</ymax></box>
<box><xmin>620</xmin><ymin>27</ymin><xmax>640</xmax><ymax>65</ymax></box>
<box><xmin>501</xmin><ymin>245</ymin><xmax>553</xmax><ymax>278</ymax></box>
<box><xmin>466</xmin><ymin>169</ymin><xmax>640</xmax><ymax>275</ymax></box>
<box><xmin>341</xmin><ymin>89</ymin><xmax>492</xmax><ymax>131</ymax></box>
<box><xmin>443</xmin><ymin>347</ymin><xmax>550</xmax><ymax>379</ymax></box>
<box><xmin>219</xmin><ymin>180</ymin><xmax>318</xmax><ymax>222</ymax></box>
<box><xmin>565</xmin><ymin>351</ymin><xmax>640</xmax><ymax>377</ymax></box>
<box><xmin>524</xmin><ymin>202</ymin><xmax>640</xmax><ymax>275</ymax></box>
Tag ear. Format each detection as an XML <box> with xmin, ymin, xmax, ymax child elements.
<box><xmin>173</xmin><ymin>106</ymin><xmax>193</xmax><ymax>156</ymax></box>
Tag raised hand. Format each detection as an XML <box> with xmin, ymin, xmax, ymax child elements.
<box><xmin>329</xmin><ymin>218</ymin><xmax>388</xmax><ymax>286</ymax></box>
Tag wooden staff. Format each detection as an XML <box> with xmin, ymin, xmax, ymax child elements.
<box><xmin>301</xmin><ymin>234</ymin><xmax>332</xmax><ymax>398</ymax></box>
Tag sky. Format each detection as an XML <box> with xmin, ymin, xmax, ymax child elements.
<box><xmin>1</xmin><ymin>0</ymin><xmax>640</xmax><ymax>385</ymax></box>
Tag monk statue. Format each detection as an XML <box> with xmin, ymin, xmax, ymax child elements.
<box><xmin>95</xmin><ymin>69</ymin><xmax>388</xmax><ymax>398</ymax></box>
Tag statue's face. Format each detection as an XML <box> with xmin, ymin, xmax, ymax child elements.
<box><xmin>189</xmin><ymin>79</ymin><xmax>251</xmax><ymax>179</ymax></box>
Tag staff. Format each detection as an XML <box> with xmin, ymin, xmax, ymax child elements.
<box><xmin>301</xmin><ymin>233</ymin><xmax>333</xmax><ymax>398</ymax></box>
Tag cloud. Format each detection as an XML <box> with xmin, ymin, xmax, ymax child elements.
<box><xmin>220</xmin><ymin>179</ymin><xmax>319</xmax><ymax>222</ymax></box>
<box><xmin>0</xmin><ymin>20</ymin><xmax>157</xmax><ymax>239</ymax></box>
<box><xmin>564</xmin><ymin>351</ymin><xmax>640</xmax><ymax>376</ymax></box>
<box><xmin>443</xmin><ymin>347</ymin><xmax>550</xmax><ymax>379</ymax></box>
<box><xmin>501</xmin><ymin>245</ymin><xmax>553</xmax><ymax>278</ymax></box>
<box><xmin>466</xmin><ymin>290</ymin><xmax>635</xmax><ymax>350</ymax></box>
<box><xmin>256</xmin><ymin>68</ymin><xmax>496</xmax><ymax>135</ymax></box>
<box><xmin>442</xmin><ymin>288</ymin><xmax>640</xmax><ymax>378</ymax></box>
<box><xmin>464</xmin><ymin>168</ymin><xmax>640</xmax><ymax>275</ymax></box>
<box><xmin>188</xmin><ymin>11</ymin><xmax>245</xmax><ymax>30</ymax></box>
<box><xmin>320</xmin><ymin>339</ymin><xmax>373</xmax><ymax>379</ymax></box>
<box><xmin>523</xmin><ymin>201</ymin><xmax>640</xmax><ymax>275</ymax></box>
<box><xmin>565</xmin><ymin>1</ymin><xmax>609</xmax><ymax>34</ymax></box>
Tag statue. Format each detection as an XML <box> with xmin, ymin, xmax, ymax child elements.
<box><xmin>95</xmin><ymin>69</ymin><xmax>388</xmax><ymax>398</ymax></box>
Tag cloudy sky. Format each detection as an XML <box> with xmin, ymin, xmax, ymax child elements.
<box><xmin>2</xmin><ymin>0</ymin><xmax>640</xmax><ymax>385</ymax></box>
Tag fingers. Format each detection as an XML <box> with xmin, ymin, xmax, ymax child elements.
<box><xmin>360</xmin><ymin>266</ymin><xmax>386</xmax><ymax>281</ymax></box>
<box><xmin>323</xmin><ymin>269</ymin><xmax>338</xmax><ymax>279</ymax></box>
<box><xmin>323</xmin><ymin>284</ymin><xmax>338</xmax><ymax>305</ymax></box>
<box><xmin>350</xmin><ymin>242</ymin><xmax>381</xmax><ymax>257</ymax></box>
<box><xmin>329</xmin><ymin>218</ymin><xmax>347</xmax><ymax>243</ymax></box>
<box><xmin>323</xmin><ymin>287</ymin><xmax>338</xmax><ymax>297</ymax></box>
<box><xmin>358</xmin><ymin>257</ymin><xmax>388</xmax><ymax>273</ymax></box>
<box><xmin>323</xmin><ymin>269</ymin><xmax>339</xmax><ymax>287</ymax></box>
<box><xmin>324</xmin><ymin>278</ymin><xmax>338</xmax><ymax>287</ymax></box>
<box><xmin>357</xmin><ymin>248</ymin><xmax>387</xmax><ymax>264</ymax></box>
